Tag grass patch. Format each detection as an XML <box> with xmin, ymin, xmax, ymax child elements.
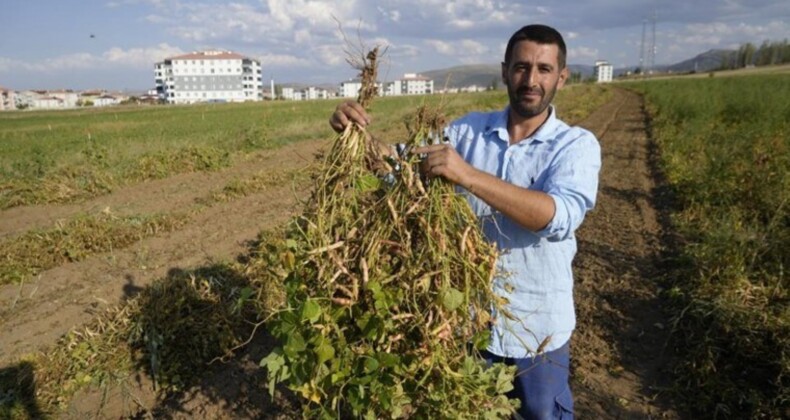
<box><xmin>0</xmin><ymin>211</ymin><xmax>187</xmax><ymax>285</ymax></box>
<box><xmin>0</xmin><ymin>86</ymin><xmax>609</xmax><ymax>209</ymax></box>
<box><xmin>630</xmin><ymin>74</ymin><xmax>789</xmax><ymax>418</ymax></box>
<box><xmin>199</xmin><ymin>165</ymin><xmax>314</xmax><ymax>206</ymax></box>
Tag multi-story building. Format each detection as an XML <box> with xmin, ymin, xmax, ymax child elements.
<box><xmin>48</xmin><ymin>90</ymin><xmax>79</xmax><ymax>108</ymax></box>
<box><xmin>340</xmin><ymin>74</ymin><xmax>433</xmax><ymax>98</ymax></box>
<box><xmin>594</xmin><ymin>60</ymin><xmax>614</xmax><ymax>83</ymax></box>
<box><xmin>0</xmin><ymin>86</ymin><xmax>16</xmax><ymax>111</ymax></box>
<box><xmin>281</xmin><ymin>86</ymin><xmax>331</xmax><ymax>101</ymax></box>
<box><xmin>155</xmin><ymin>50</ymin><xmax>262</xmax><ymax>104</ymax></box>
<box><xmin>339</xmin><ymin>78</ymin><xmax>383</xmax><ymax>98</ymax></box>
<box><xmin>385</xmin><ymin>73</ymin><xmax>434</xmax><ymax>96</ymax></box>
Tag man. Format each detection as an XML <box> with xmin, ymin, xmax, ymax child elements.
<box><xmin>330</xmin><ymin>24</ymin><xmax>600</xmax><ymax>420</ymax></box>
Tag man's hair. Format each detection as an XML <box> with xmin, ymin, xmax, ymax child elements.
<box><xmin>503</xmin><ymin>24</ymin><xmax>567</xmax><ymax>69</ymax></box>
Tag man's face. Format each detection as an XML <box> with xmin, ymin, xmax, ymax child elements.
<box><xmin>502</xmin><ymin>40</ymin><xmax>568</xmax><ymax>119</ymax></box>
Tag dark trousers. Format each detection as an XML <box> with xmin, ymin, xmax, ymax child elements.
<box><xmin>481</xmin><ymin>340</ymin><xmax>573</xmax><ymax>419</ymax></box>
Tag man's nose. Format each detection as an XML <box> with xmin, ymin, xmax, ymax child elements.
<box><xmin>527</xmin><ymin>67</ymin><xmax>539</xmax><ymax>86</ymax></box>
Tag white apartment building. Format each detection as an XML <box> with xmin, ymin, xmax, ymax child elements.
<box><xmin>339</xmin><ymin>79</ymin><xmax>384</xmax><ymax>98</ymax></box>
<box><xmin>385</xmin><ymin>73</ymin><xmax>434</xmax><ymax>96</ymax></box>
<box><xmin>155</xmin><ymin>50</ymin><xmax>262</xmax><ymax>104</ymax></box>
<box><xmin>49</xmin><ymin>90</ymin><xmax>79</xmax><ymax>108</ymax></box>
<box><xmin>594</xmin><ymin>60</ymin><xmax>614</xmax><ymax>83</ymax></box>
<box><xmin>0</xmin><ymin>87</ymin><xmax>15</xmax><ymax>111</ymax></box>
<box><xmin>281</xmin><ymin>86</ymin><xmax>330</xmax><ymax>101</ymax></box>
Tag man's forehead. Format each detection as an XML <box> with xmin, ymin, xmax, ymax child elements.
<box><xmin>508</xmin><ymin>42</ymin><xmax>560</xmax><ymax>65</ymax></box>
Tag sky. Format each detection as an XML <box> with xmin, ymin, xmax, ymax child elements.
<box><xmin>1</xmin><ymin>0</ymin><xmax>788</xmax><ymax>91</ymax></box>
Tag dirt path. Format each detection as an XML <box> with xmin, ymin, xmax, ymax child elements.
<box><xmin>1</xmin><ymin>89</ymin><xmax>681</xmax><ymax>418</ymax></box>
<box><xmin>571</xmin><ymin>88</ymin><xmax>678</xmax><ymax>418</ymax></box>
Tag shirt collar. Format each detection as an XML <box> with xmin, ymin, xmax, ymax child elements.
<box><xmin>486</xmin><ymin>105</ymin><xmax>559</xmax><ymax>145</ymax></box>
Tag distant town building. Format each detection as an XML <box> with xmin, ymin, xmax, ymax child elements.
<box><xmin>281</xmin><ymin>86</ymin><xmax>331</xmax><ymax>101</ymax></box>
<box><xmin>154</xmin><ymin>50</ymin><xmax>262</xmax><ymax>104</ymax></box>
<box><xmin>339</xmin><ymin>78</ymin><xmax>384</xmax><ymax>98</ymax></box>
<box><xmin>594</xmin><ymin>60</ymin><xmax>614</xmax><ymax>83</ymax></box>
<box><xmin>385</xmin><ymin>73</ymin><xmax>434</xmax><ymax>96</ymax></box>
<box><xmin>48</xmin><ymin>90</ymin><xmax>79</xmax><ymax>108</ymax></box>
<box><xmin>338</xmin><ymin>74</ymin><xmax>432</xmax><ymax>99</ymax></box>
<box><xmin>0</xmin><ymin>86</ymin><xmax>16</xmax><ymax>111</ymax></box>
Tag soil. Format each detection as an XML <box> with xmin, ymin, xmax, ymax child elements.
<box><xmin>0</xmin><ymin>88</ymin><xmax>681</xmax><ymax>418</ymax></box>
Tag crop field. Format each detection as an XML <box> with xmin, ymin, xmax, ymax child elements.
<box><xmin>0</xmin><ymin>71</ymin><xmax>786</xmax><ymax>419</ymax></box>
<box><xmin>629</xmin><ymin>74</ymin><xmax>789</xmax><ymax>417</ymax></box>
<box><xmin>1</xmin><ymin>85</ymin><xmax>618</xmax><ymax>418</ymax></box>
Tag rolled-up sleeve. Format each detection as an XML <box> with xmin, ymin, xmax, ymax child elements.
<box><xmin>535</xmin><ymin>132</ymin><xmax>601</xmax><ymax>240</ymax></box>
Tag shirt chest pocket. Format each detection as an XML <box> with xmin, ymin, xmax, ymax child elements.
<box><xmin>506</xmin><ymin>162</ymin><xmax>548</xmax><ymax>191</ymax></box>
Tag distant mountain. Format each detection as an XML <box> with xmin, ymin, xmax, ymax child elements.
<box><xmin>418</xmin><ymin>48</ymin><xmax>740</xmax><ymax>88</ymax></box>
<box><xmin>420</xmin><ymin>63</ymin><xmax>599</xmax><ymax>89</ymax></box>
<box><xmin>663</xmin><ymin>49</ymin><xmax>737</xmax><ymax>73</ymax></box>
<box><xmin>421</xmin><ymin>64</ymin><xmax>501</xmax><ymax>89</ymax></box>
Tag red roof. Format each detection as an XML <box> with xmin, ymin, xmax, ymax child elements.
<box><xmin>167</xmin><ymin>51</ymin><xmax>248</xmax><ymax>61</ymax></box>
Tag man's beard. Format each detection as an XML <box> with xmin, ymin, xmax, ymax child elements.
<box><xmin>507</xmin><ymin>82</ymin><xmax>558</xmax><ymax>118</ymax></box>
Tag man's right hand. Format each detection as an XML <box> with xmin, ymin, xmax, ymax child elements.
<box><xmin>329</xmin><ymin>101</ymin><xmax>371</xmax><ymax>133</ymax></box>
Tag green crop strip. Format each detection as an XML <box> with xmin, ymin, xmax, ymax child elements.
<box><xmin>631</xmin><ymin>74</ymin><xmax>789</xmax><ymax>418</ymax></box>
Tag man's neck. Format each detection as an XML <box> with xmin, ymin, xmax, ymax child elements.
<box><xmin>507</xmin><ymin>107</ymin><xmax>551</xmax><ymax>145</ymax></box>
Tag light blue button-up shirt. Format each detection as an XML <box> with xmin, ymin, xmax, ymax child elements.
<box><xmin>445</xmin><ymin>105</ymin><xmax>601</xmax><ymax>357</ymax></box>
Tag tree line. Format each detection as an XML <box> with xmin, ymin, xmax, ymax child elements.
<box><xmin>722</xmin><ymin>39</ymin><xmax>790</xmax><ymax>69</ymax></box>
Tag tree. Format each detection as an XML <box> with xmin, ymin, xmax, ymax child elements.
<box><xmin>737</xmin><ymin>42</ymin><xmax>756</xmax><ymax>68</ymax></box>
<box><xmin>488</xmin><ymin>77</ymin><xmax>499</xmax><ymax>90</ymax></box>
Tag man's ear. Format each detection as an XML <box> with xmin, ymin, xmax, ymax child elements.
<box><xmin>501</xmin><ymin>61</ymin><xmax>508</xmax><ymax>87</ymax></box>
<box><xmin>558</xmin><ymin>66</ymin><xmax>569</xmax><ymax>89</ymax></box>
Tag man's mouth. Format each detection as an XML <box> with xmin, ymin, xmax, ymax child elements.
<box><xmin>518</xmin><ymin>88</ymin><xmax>542</xmax><ymax>98</ymax></box>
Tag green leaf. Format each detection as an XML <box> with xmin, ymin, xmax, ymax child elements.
<box><xmin>260</xmin><ymin>348</ymin><xmax>287</xmax><ymax>397</ymax></box>
<box><xmin>441</xmin><ymin>287</ymin><xmax>464</xmax><ymax>311</ymax></box>
<box><xmin>260</xmin><ymin>348</ymin><xmax>285</xmax><ymax>370</ymax></box>
<box><xmin>377</xmin><ymin>352</ymin><xmax>400</xmax><ymax>368</ymax></box>
<box><xmin>473</xmin><ymin>329</ymin><xmax>491</xmax><ymax>350</ymax></box>
<box><xmin>364</xmin><ymin>357</ymin><xmax>379</xmax><ymax>373</ymax></box>
<box><xmin>301</xmin><ymin>299</ymin><xmax>322</xmax><ymax>323</ymax></box>
<box><xmin>355</xmin><ymin>174</ymin><xmax>382</xmax><ymax>192</ymax></box>
<box><xmin>315</xmin><ymin>341</ymin><xmax>335</xmax><ymax>365</ymax></box>
<box><xmin>283</xmin><ymin>332</ymin><xmax>306</xmax><ymax>358</ymax></box>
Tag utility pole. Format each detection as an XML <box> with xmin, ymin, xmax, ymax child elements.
<box><xmin>648</xmin><ymin>10</ymin><xmax>657</xmax><ymax>74</ymax></box>
<box><xmin>639</xmin><ymin>18</ymin><xmax>647</xmax><ymax>76</ymax></box>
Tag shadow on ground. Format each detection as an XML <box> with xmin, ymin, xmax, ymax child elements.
<box><xmin>0</xmin><ymin>361</ymin><xmax>44</xmax><ymax>419</ymax></box>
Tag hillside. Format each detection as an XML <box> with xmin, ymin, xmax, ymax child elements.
<box><xmin>420</xmin><ymin>48</ymin><xmax>739</xmax><ymax>87</ymax></box>
<box><xmin>421</xmin><ymin>63</ymin><xmax>597</xmax><ymax>89</ymax></box>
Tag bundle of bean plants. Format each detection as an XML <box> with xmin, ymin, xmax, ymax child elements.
<box><xmin>262</xmin><ymin>48</ymin><xmax>517</xmax><ymax>419</ymax></box>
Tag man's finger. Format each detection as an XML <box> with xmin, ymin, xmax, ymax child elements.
<box><xmin>413</xmin><ymin>144</ymin><xmax>448</xmax><ymax>154</ymax></box>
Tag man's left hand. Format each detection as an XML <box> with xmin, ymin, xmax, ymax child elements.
<box><xmin>414</xmin><ymin>144</ymin><xmax>473</xmax><ymax>187</ymax></box>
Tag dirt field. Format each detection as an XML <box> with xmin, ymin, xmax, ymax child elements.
<box><xmin>0</xmin><ymin>88</ymin><xmax>681</xmax><ymax>418</ymax></box>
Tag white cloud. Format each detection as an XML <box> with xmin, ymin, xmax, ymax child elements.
<box><xmin>460</xmin><ymin>40</ymin><xmax>489</xmax><ymax>55</ymax></box>
<box><xmin>259</xmin><ymin>53</ymin><xmax>310</xmax><ymax>67</ymax></box>
<box><xmin>0</xmin><ymin>44</ymin><xmax>185</xmax><ymax>74</ymax></box>
<box><xmin>567</xmin><ymin>46</ymin><xmax>600</xmax><ymax>62</ymax></box>
<box><xmin>426</xmin><ymin>40</ymin><xmax>455</xmax><ymax>55</ymax></box>
<box><xmin>104</xmin><ymin>43</ymin><xmax>185</xmax><ymax>66</ymax></box>
<box><xmin>314</xmin><ymin>44</ymin><xmax>346</xmax><ymax>66</ymax></box>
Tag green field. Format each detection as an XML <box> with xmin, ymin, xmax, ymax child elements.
<box><xmin>0</xmin><ymin>86</ymin><xmax>608</xmax><ymax>209</ymax></box>
<box><xmin>629</xmin><ymin>74</ymin><xmax>789</xmax><ymax>417</ymax></box>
